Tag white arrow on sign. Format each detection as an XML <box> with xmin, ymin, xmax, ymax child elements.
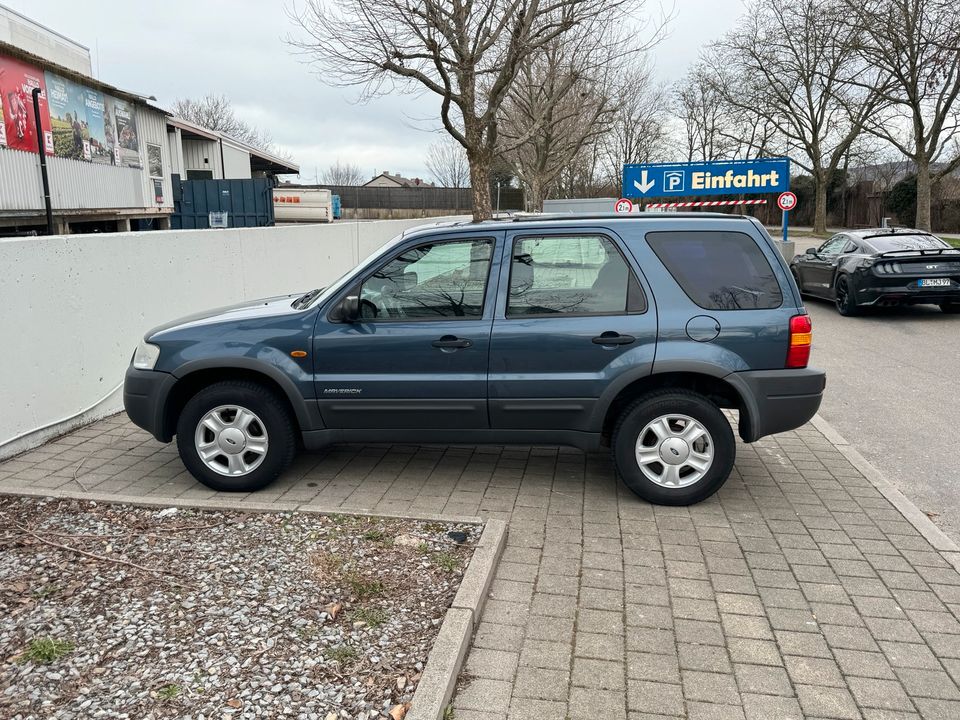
<box><xmin>633</xmin><ymin>170</ymin><xmax>655</xmax><ymax>194</ymax></box>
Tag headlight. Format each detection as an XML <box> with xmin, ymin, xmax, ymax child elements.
<box><xmin>132</xmin><ymin>339</ymin><xmax>160</xmax><ymax>370</ymax></box>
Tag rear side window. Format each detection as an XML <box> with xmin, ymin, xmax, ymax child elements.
<box><xmin>507</xmin><ymin>235</ymin><xmax>646</xmax><ymax>316</ymax></box>
<box><xmin>646</xmin><ymin>231</ymin><xmax>783</xmax><ymax>310</ymax></box>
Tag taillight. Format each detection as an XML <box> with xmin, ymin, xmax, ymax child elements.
<box><xmin>786</xmin><ymin>314</ymin><xmax>812</xmax><ymax>368</ymax></box>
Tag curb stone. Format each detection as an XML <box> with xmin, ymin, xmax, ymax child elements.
<box><xmin>0</xmin><ymin>486</ymin><xmax>483</xmax><ymax>526</ymax></box>
<box><xmin>408</xmin><ymin>519</ymin><xmax>507</xmax><ymax>720</ymax></box>
<box><xmin>811</xmin><ymin>413</ymin><xmax>960</xmax><ymax>558</ymax></box>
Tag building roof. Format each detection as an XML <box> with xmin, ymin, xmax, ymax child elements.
<box><xmin>364</xmin><ymin>171</ymin><xmax>435</xmax><ymax>188</ymax></box>
<box><xmin>167</xmin><ymin>116</ymin><xmax>299</xmax><ymax>175</ymax></box>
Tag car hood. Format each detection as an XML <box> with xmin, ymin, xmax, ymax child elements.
<box><xmin>146</xmin><ymin>293</ymin><xmax>306</xmax><ymax>338</ymax></box>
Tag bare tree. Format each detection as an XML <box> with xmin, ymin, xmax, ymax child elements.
<box><xmin>674</xmin><ymin>64</ymin><xmax>737</xmax><ymax>163</ymax></box>
<box><xmin>171</xmin><ymin>94</ymin><xmax>277</xmax><ymax>151</ymax></box>
<box><xmin>842</xmin><ymin>0</ymin><xmax>960</xmax><ymax>230</ymax></box>
<box><xmin>602</xmin><ymin>64</ymin><xmax>669</xmax><ymax>185</ymax></box>
<box><xmin>707</xmin><ymin>0</ymin><xmax>881</xmax><ymax>234</ymax></box>
<box><xmin>288</xmin><ymin>0</ymin><xmax>642</xmax><ymax>221</ymax></box>
<box><xmin>321</xmin><ymin>160</ymin><xmax>366</xmax><ymax>185</ymax></box>
<box><xmin>425</xmin><ymin>136</ymin><xmax>470</xmax><ymax>188</ymax></box>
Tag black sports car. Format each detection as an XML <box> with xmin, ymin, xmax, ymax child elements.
<box><xmin>790</xmin><ymin>228</ymin><xmax>960</xmax><ymax>316</ymax></box>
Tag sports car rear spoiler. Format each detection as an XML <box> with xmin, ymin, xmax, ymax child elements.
<box><xmin>878</xmin><ymin>248</ymin><xmax>960</xmax><ymax>258</ymax></box>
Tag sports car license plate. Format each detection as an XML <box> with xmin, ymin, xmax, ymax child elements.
<box><xmin>919</xmin><ymin>278</ymin><xmax>951</xmax><ymax>287</ymax></box>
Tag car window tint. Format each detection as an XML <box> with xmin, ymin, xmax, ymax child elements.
<box><xmin>646</xmin><ymin>231</ymin><xmax>783</xmax><ymax>311</ymax></box>
<box><xmin>507</xmin><ymin>235</ymin><xmax>643</xmax><ymax>316</ymax></box>
<box><xmin>867</xmin><ymin>235</ymin><xmax>950</xmax><ymax>252</ymax></box>
<box><xmin>359</xmin><ymin>239</ymin><xmax>493</xmax><ymax>320</ymax></box>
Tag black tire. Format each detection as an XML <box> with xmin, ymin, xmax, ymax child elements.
<box><xmin>791</xmin><ymin>268</ymin><xmax>805</xmax><ymax>294</ymax></box>
<box><xmin>834</xmin><ymin>275</ymin><xmax>860</xmax><ymax>316</ymax></box>
<box><xmin>611</xmin><ymin>390</ymin><xmax>736</xmax><ymax>506</ymax></box>
<box><xmin>176</xmin><ymin>380</ymin><xmax>297</xmax><ymax>492</ymax></box>
<box><xmin>940</xmin><ymin>302</ymin><xmax>960</xmax><ymax>314</ymax></box>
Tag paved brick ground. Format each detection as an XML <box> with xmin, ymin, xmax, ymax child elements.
<box><xmin>4</xmin><ymin>415</ymin><xmax>960</xmax><ymax>719</ymax></box>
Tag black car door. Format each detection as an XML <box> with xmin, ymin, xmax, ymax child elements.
<box><xmin>801</xmin><ymin>236</ymin><xmax>847</xmax><ymax>296</ymax></box>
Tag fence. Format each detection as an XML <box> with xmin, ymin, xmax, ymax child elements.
<box><xmin>316</xmin><ymin>184</ymin><xmax>524</xmax><ymax>218</ymax></box>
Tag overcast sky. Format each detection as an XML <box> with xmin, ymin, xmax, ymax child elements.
<box><xmin>15</xmin><ymin>0</ymin><xmax>743</xmax><ymax>182</ymax></box>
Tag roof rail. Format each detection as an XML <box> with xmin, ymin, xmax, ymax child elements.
<box><xmin>507</xmin><ymin>211</ymin><xmax>748</xmax><ymax>222</ymax></box>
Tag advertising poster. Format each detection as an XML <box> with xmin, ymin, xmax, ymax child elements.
<box><xmin>0</xmin><ymin>54</ymin><xmax>52</xmax><ymax>154</ymax></box>
<box><xmin>84</xmin><ymin>88</ymin><xmax>112</xmax><ymax>164</ymax></box>
<box><xmin>45</xmin><ymin>71</ymin><xmax>91</xmax><ymax>161</ymax></box>
<box><xmin>0</xmin><ymin>100</ymin><xmax>6</xmax><ymax>146</ymax></box>
<box><xmin>109</xmin><ymin>96</ymin><xmax>140</xmax><ymax>167</ymax></box>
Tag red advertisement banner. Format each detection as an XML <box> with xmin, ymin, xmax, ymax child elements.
<box><xmin>0</xmin><ymin>54</ymin><xmax>52</xmax><ymax>154</ymax></box>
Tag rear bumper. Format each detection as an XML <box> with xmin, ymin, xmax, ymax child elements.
<box><xmin>728</xmin><ymin>368</ymin><xmax>826</xmax><ymax>442</ymax></box>
<box><xmin>857</xmin><ymin>279</ymin><xmax>960</xmax><ymax>306</ymax></box>
<box><xmin>123</xmin><ymin>366</ymin><xmax>176</xmax><ymax>442</ymax></box>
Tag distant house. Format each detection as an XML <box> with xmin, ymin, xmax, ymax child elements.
<box><xmin>364</xmin><ymin>171</ymin><xmax>435</xmax><ymax>188</ymax></box>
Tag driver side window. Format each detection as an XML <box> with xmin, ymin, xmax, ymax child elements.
<box><xmin>359</xmin><ymin>238</ymin><xmax>493</xmax><ymax>320</ymax></box>
<box><xmin>818</xmin><ymin>236</ymin><xmax>846</xmax><ymax>255</ymax></box>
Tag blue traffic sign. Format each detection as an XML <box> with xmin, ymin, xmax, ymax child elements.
<box><xmin>622</xmin><ymin>158</ymin><xmax>791</xmax><ymax>199</ymax></box>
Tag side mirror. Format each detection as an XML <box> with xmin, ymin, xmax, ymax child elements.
<box><xmin>339</xmin><ymin>295</ymin><xmax>360</xmax><ymax>323</ymax></box>
<box><xmin>805</xmin><ymin>247</ymin><xmax>818</xmax><ymax>256</ymax></box>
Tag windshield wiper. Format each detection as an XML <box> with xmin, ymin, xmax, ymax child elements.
<box><xmin>292</xmin><ymin>288</ymin><xmax>324</xmax><ymax>309</ymax></box>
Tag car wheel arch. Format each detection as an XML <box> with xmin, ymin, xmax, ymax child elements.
<box><xmin>161</xmin><ymin>361</ymin><xmax>311</xmax><ymax>441</ymax></box>
<box><xmin>597</xmin><ymin>370</ymin><xmax>751</xmax><ymax>444</ymax></box>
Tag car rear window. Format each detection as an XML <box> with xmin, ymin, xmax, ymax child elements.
<box><xmin>867</xmin><ymin>235</ymin><xmax>949</xmax><ymax>252</ymax></box>
<box><xmin>646</xmin><ymin>231</ymin><xmax>783</xmax><ymax>310</ymax></box>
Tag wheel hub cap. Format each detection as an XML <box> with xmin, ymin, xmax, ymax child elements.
<box><xmin>635</xmin><ymin>414</ymin><xmax>714</xmax><ymax>489</ymax></box>
<box><xmin>217</xmin><ymin>427</ymin><xmax>246</xmax><ymax>454</ymax></box>
<box><xmin>658</xmin><ymin>437</ymin><xmax>690</xmax><ymax>465</ymax></box>
<box><xmin>195</xmin><ymin>405</ymin><xmax>269</xmax><ymax>477</ymax></box>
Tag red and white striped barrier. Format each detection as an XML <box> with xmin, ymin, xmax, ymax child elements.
<box><xmin>645</xmin><ymin>199</ymin><xmax>768</xmax><ymax>209</ymax></box>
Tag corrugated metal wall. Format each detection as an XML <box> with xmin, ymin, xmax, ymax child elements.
<box><xmin>182</xmin><ymin>137</ymin><xmax>222</xmax><ymax>178</ymax></box>
<box><xmin>0</xmin><ymin>106</ymin><xmax>174</xmax><ymax>213</ymax></box>
<box><xmin>0</xmin><ymin>148</ymin><xmax>42</xmax><ymax>210</ymax></box>
<box><xmin>0</xmin><ymin>148</ymin><xmax>144</xmax><ymax>210</ymax></box>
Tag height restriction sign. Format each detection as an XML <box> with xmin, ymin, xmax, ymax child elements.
<box><xmin>777</xmin><ymin>191</ymin><xmax>798</xmax><ymax>211</ymax></box>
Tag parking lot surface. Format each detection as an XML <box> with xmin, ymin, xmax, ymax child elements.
<box><xmin>807</xmin><ymin>300</ymin><xmax>960</xmax><ymax>543</ymax></box>
<box><xmin>4</xmin><ymin>416</ymin><xmax>960</xmax><ymax>718</ymax></box>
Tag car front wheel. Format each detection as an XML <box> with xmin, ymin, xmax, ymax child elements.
<box><xmin>176</xmin><ymin>381</ymin><xmax>297</xmax><ymax>492</ymax></box>
<box><xmin>612</xmin><ymin>390</ymin><xmax>735</xmax><ymax>506</ymax></box>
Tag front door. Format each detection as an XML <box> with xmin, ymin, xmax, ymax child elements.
<box><xmin>313</xmin><ymin>233</ymin><xmax>502</xmax><ymax>429</ymax></box>
<box><xmin>489</xmin><ymin>230</ymin><xmax>658</xmax><ymax>432</ymax></box>
<box><xmin>800</xmin><ymin>235</ymin><xmax>846</xmax><ymax>295</ymax></box>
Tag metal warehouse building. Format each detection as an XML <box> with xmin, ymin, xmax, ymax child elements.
<box><xmin>0</xmin><ymin>5</ymin><xmax>297</xmax><ymax>234</ymax></box>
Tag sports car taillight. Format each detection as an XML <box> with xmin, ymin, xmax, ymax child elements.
<box><xmin>786</xmin><ymin>314</ymin><xmax>812</xmax><ymax>368</ymax></box>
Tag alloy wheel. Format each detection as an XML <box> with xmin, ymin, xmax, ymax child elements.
<box><xmin>634</xmin><ymin>414</ymin><xmax>714</xmax><ymax>488</ymax></box>
<box><xmin>194</xmin><ymin>405</ymin><xmax>269</xmax><ymax>476</ymax></box>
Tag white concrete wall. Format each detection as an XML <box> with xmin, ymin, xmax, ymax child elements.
<box><xmin>0</xmin><ymin>217</ymin><xmax>462</xmax><ymax>459</ymax></box>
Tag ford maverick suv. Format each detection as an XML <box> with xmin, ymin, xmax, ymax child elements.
<box><xmin>124</xmin><ymin>213</ymin><xmax>826</xmax><ymax>505</ymax></box>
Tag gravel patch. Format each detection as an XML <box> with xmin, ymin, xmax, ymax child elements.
<box><xmin>0</xmin><ymin>496</ymin><xmax>478</xmax><ymax>720</ymax></box>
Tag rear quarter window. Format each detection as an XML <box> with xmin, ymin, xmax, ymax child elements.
<box><xmin>646</xmin><ymin>231</ymin><xmax>783</xmax><ymax>310</ymax></box>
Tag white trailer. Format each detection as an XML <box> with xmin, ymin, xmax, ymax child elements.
<box><xmin>273</xmin><ymin>187</ymin><xmax>333</xmax><ymax>224</ymax></box>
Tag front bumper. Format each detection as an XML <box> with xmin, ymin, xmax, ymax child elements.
<box><xmin>123</xmin><ymin>366</ymin><xmax>176</xmax><ymax>442</ymax></box>
<box><xmin>728</xmin><ymin>368</ymin><xmax>826</xmax><ymax>442</ymax></box>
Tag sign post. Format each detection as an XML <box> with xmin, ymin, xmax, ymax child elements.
<box><xmin>777</xmin><ymin>191</ymin><xmax>798</xmax><ymax>244</ymax></box>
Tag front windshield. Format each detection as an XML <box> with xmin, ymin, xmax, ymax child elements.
<box><xmin>868</xmin><ymin>235</ymin><xmax>950</xmax><ymax>252</ymax></box>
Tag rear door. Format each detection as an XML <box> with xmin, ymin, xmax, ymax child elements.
<box><xmin>313</xmin><ymin>232</ymin><xmax>502</xmax><ymax>429</ymax></box>
<box><xmin>488</xmin><ymin>229</ymin><xmax>657</xmax><ymax>431</ymax></box>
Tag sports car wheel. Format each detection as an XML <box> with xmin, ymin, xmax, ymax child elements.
<box><xmin>835</xmin><ymin>275</ymin><xmax>860</xmax><ymax>316</ymax></box>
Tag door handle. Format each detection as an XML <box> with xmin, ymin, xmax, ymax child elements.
<box><xmin>592</xmin><ymin>332</ymin><xmax>636</xmax><ymax>346</ymax></box>
<box><xmin>432</xmin><ymin>335</ymin><xmax>473</xmax><ymax>349</ymax></box>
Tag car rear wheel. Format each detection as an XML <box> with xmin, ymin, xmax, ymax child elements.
<box><xmin>612</xmin><ymin>390</ymin><xmax>735</xmax><ymax>506</ymax></box>
<box><xmin>176</xmin><ymin>381</ymin><xmax>297</xmax><ymax>492</ymax></box>
<box><xmin>834</xmin><ymin>275</ymin><xmax>860</xmax><ymax>316</ymax></box>
<box><xmin>940</xmin><ymin>302</ymin><xmax>960</xmax><ymax>314</ymax></box>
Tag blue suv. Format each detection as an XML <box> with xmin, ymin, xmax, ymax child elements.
<box><xmin>124</xmin><ymin>214</ymin><xmax>825</xmax><ymax>505</ymax></box>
